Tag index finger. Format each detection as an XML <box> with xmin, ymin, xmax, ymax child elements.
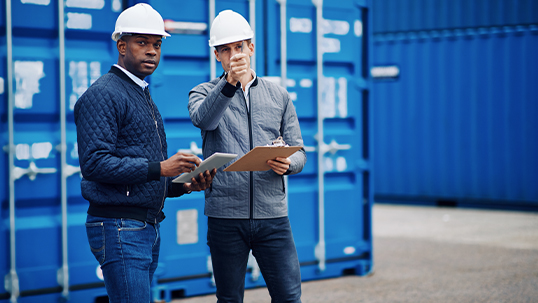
<box><xmin>183</xmin><ymin>154</ymin><xmax>202</xmax><ymax>166</ymax></box>
<box><xmin>231</xmin><ymin>53</ymin><xmax>247</xmax><ymax>61</ymax></box>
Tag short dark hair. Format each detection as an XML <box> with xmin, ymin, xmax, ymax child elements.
<box><xmin>215</xmin><ymin>39</ymin><xmax>251</xmax><ymax>52</ymax></box>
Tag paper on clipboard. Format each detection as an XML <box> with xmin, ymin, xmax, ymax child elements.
<box><xmin>172</xmin><ymin>152</ymin><xmax>237</xmax><ymax>183</ymax></box>
<box><xmin>223</xmin><ymin>146</ymin><xmax>302</xmax><ymax>172</ymax></box>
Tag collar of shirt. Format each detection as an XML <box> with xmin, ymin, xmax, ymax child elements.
<box><xmin>114</xmin><ymin>64</ymin><xmax>149</xmax><ymax>91</ymax></box>
<box><xmin>242</xmin><ymin>69</ymin><xmax>256</xmax><ymax>110</ymax></box>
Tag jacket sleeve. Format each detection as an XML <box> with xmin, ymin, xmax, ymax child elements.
<box><xmin>75</xmin><ymin>89</ymin><xmax>150</xmax><ymax>185</ymax></box>
<box><xmin>280</xmin><ymin>88</ymin><xmax>307</xmax><ymax>175</ymax></box>
<box><xmin>188</xmin><ymin>77</ymin><xmax>240</xmax><ymax>131</ymax></box>
<box><xmin>167</xmin><ymin>180</ymin><xmax>190</xmax><ymax>197</ymax></box>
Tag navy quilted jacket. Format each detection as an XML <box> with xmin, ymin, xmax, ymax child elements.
<box><xmin>75</xmin><ymin>66</ymin><xmax>187</xmax><ymax>223</ymax></box>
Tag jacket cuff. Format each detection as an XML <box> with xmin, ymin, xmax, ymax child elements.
<box><xmin>147</xmin><ymin>162</ymin><xmax>161</xmax><ymax>181</ymax></box>
<box><xmin>168</xmin><ymin>182</ymin><xmax>190</xmax><ymax>197</ymax></box>
<box><xmin>221</xmin><ymin>79</ymin><xmax>240</xmax><ymax>98</ymax></box>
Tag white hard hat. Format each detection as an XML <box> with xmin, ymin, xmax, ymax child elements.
<box><xmin>209</xmin><ymin>10</ymin><xmax>253</xmax><ymax>47</ymax></box>
<box><xmin>112</xmin><ymin>3</ymin><xmax>171</xmax><ymax>41</ymax></box>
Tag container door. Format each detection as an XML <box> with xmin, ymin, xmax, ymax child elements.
<box><xmin>1</xmin><ymin>1</ymin><xmax>119</xmax><ymax>302</ymax></box>
<box><xmin>265</xmin><ymin>0</ymin><xmax>373</xmax><ymax>280</ymax></box>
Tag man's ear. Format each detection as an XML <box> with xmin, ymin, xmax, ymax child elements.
<box><xmin>214</xmin><ymin>49</ymin><xmax>221</xmax><ymax>62</ymax></box>
<box><xmin>117</xmin><ymin>39</ymin><xmax>127</xmax><ymax>55</ymax></box>
<box><xmin>248</xmin><ymin>42</ymin><xmax>254</xmax><ymax>57</ymax></box>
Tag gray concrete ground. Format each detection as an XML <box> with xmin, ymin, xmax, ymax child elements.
<box><xmin>174</xmin><ymin>204</ymin><xmax>538</xmax><ymax>303</ymax></box>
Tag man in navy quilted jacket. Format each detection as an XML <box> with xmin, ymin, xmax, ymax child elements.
<box><xmin>74</xmin><ymin>4</ymin><xmax>216</xmax><ymax>303</ymax></box>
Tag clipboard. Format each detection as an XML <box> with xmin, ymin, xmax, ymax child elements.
<box><xmin>223</xmin><ymin>146</ymin><xmax>302</xmax><ymax>172</ymax></box>
<box><xmin>172</xmin><ymin>152</ymin><xmax>237</xmax><ymax>183</ymax></box>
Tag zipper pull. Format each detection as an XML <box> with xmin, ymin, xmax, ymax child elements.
<box><xmin>126</xmin><ymin>185</ymin><xmax>130</xmax><ymax>196</ymax></box>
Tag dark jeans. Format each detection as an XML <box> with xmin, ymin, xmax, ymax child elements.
<box><xmin>85</xmin><ymin>214</ymin><xmax>160</xmax><ymax>303</ymax></box>
<box><xmin>207</xmin><ymin>217</ymin><xmax>302</xmax><ymax>303</ymax></box>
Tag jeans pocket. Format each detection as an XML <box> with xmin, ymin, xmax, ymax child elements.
<box><xmin>85</xmin><ymin>222</ymin><xmax>105</xmax><ymax>265</ymax></box>
<box><xmin>119</xmin><ymin>218</ymin><xmax>147</xmax><ymax>231</ymax></box>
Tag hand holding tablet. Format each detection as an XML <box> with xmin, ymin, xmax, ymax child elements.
<box><xmin>172</xmin><ymin>152</ymin><xmax>238</xmax><ymax>183</ymax></box>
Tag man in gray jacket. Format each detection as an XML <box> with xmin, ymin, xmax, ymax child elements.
<box><xmin>188</xmin><ymin>10</ymin><xmax>306</xmax><ymax>303</ymax></box>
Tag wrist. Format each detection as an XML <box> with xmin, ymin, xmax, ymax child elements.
<box><xmin>226</xmin><ymin>73</ymin><xmax>238</xmax><ymax>86</ymax></box>
<box><xmin>183</xmin><ymin>183</ymin><xmax>192</xmax><ymax>194</ymax></box>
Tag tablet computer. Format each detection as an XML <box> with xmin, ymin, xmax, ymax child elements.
<box><xmin>172</xmin><ymin>152</ymin><xmax>237</xmax><ymax>183</ymax></box>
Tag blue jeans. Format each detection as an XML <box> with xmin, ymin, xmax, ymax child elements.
<box><xmin>85</xmin><ymin>214</ymin><xmax>160</xmax><ymax>303</ymax></box>
<box><xmin>207</xmin><ymin>217</ymin><xmax>302</xmax><ymax>303</ymax></box>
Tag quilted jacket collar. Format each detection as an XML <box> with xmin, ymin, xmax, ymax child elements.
<box><xmin>109</xmin><ymin>66</ymin><xmax>140</xmax><ymax>88</ymax></box>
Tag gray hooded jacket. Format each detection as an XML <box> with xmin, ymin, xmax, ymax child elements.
<box><xmin>188</xmin><ymin>73</ymin><xmax>306</xmax><ymax>219</ymax></box>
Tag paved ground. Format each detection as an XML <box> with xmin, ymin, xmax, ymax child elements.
<box><xmin>174</xmin><ymin>204</ymin><xmax>538</xmax><ymax>303</ymax></box>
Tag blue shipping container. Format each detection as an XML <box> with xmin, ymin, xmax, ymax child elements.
<box><xmin>1</xmin><ymin>0</ymin><xmax>121</xmax><ymax>302</ymax></box>
<box><xmin>1</xmin><ymin>0</ymin><xmax>373</xmax><ymax>302</ymax></box>
<box><xmin>372</xmin><ymin>25</ymin><xmax>538</xmax><ymax>209</ymax></box>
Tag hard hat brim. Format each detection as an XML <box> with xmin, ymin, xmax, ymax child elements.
<box><xmin>112</xmin><ymin>29</ymin><xmax>171</xmax><ymax>41</ymax></box>
<box><xmin>209</xmin><ymin>33</ymin><xmax>253</xmax><ymax>47</ymax></box>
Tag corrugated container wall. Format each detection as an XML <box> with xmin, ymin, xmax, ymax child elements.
<box><xmin>1</xmin><ymin>0</ymin><xmax>373</xmax><ymax>302</ymax></box>
<box><xmin>372</xmin><ymin>0</ymin><xmax>538</xmax><ymax>209</ymax></box>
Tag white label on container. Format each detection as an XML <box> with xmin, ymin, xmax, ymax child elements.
<box><xmin>16</xmin><ymin>144</ymin><xmax>30</xmax><ymax>160</ymax></box>
<box><xmin>299</xmin><ymin>79</ymin><xmax>313</xmax><ymax>88</ymax></box>
<box><xmin>32</xmin><ymin>142</ymin><xmax>53</xmax><ymax>159</ymax></box>
<box><xmin>71</xmin><ymin>143</ymin><xmax>79</xmax><ymax>159</ymax></box>
<box><xmin>69</xmin><ymin>61</ymin><xmax>101</xmax><ymax>110</ymax></box>
<box><xmin>66</xmin><ymin>12</ymin><xmax>92</xmax><ymax>30</ymax></box>
<box><xmin>21</xmin><ymin>0</ymin><xmax>50</xmax><ymax>5</ymax></box>
<box><xmin>322</xmin><ymin>37</ymin><xmax>341</xmax><ymax>53</ymax></box>
<box><xmin>323</xmin><ymin>156</ymin><xmax>348</xmax><ymax>172</ymax></box>
<box><xmin>336</xmin><ymin>156</ymin><xmax>347</xmax><ymax>172</ymax></box>
<box><xmin>371</xmin><ymin>65</ymin><xmax>400</xmax><ymax>79</ymax></box>
<box><xmin>322</xmin><ymin>76</ymin><xmax>336</xmax><ymax>118</ymax></box>
<box><xmin>322</xmin><ymin>76</ymin><xmax>347</xmax><ymax>118</ymax></box>
<box><xmin>337</xmin><ymin>77</ymin><xmax>348</xmax><ymax>117</ymax></box>
<box><xmin>16</xmin><ymin>142</ymin><xmax>52</xmax><ymax>160</ymax></box>
<box><xmin>323</xmin><ymin>19</ymin><xmax>349</xmax><ymax>36</ymax></box>
<box><xmin>0</xmin><ymin>77</ymin><xmax>4</xmax><ymax>94</ymax></box>
<box><xmin>286</xmin><ymin>79</ymin><xmax>296</xmax><ymax>88</ymax></box>
<box><xmin>289</xmin><ymin>92</ymin><xmax>298</xmax><ymax>101</ymax></box>
<box><xmin>354</xmin><ymin>20</ymin><xmax>363</xmax><ymax>37</ymax></box>
<box><xmin>66</xmin><ymin>0</ymin><xmax>104</xmax><ymax>9</ymax></box>
<box><xmin>177</xmin><ymin>209</ymin><xmax>198</xmax><ymax>245</ymax></box>
<box><xmin>344</xmin><ymin>246</ymin><xmax>356</xmax><ymax>255</ymax></box>
<box><xmin>164</xmin><ymin>20</ymin><xmax>208</xmax><ymax>35</ymax></box>
<box><xmin>89</xmin><ymin>61</ymin><xmax>101</xmax><ymax>83</ymax></box>
<box><xmin>290</xmin><ymin>18</ymin><xmax>312</xmax><ymax>33</ymax></box>
<box><xmin>14</xmin><ymin>61</ymin><xmax>45</xmax><ymax>109</ymax></box>
<box><xmin>112</xmin><ymin>0</ymin><xmax>121</xmax><ymax>12</ymax></box>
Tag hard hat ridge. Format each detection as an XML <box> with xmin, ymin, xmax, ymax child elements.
<box><xmin>209</xmin><ymin>10</ymin><xmax>254</xmax><ymax>47</ymax></box>
<box><xmin>112</xmin><ymin>3</ymin><xmax>171</xmax><ymax>41</ymax></box>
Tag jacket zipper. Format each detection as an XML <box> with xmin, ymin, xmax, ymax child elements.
<box><xmin>144</xmin><ymin>88</ymin><xmax>167</xmax><ymax>223</ymax></box>
<box><xmin>247</xmin><ymin>88</ymin><xmax>254</xmax><ymax>219</ymax></box>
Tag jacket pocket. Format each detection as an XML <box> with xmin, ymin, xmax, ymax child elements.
<box><xmin>281</xmin><ymin>175</ymin><xmax>286</xmax><ymax>193</ymax></box>
<box><xmin>85</xmin><ymin>222</ymin><xmax>105</xmax><ymax>265</ymax></box>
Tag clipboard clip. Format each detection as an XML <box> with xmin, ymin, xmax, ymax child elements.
<box><xmin>269</xmin><ymin>136</ymin><xmax>289</xmax><ymax>147</ymax></box>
